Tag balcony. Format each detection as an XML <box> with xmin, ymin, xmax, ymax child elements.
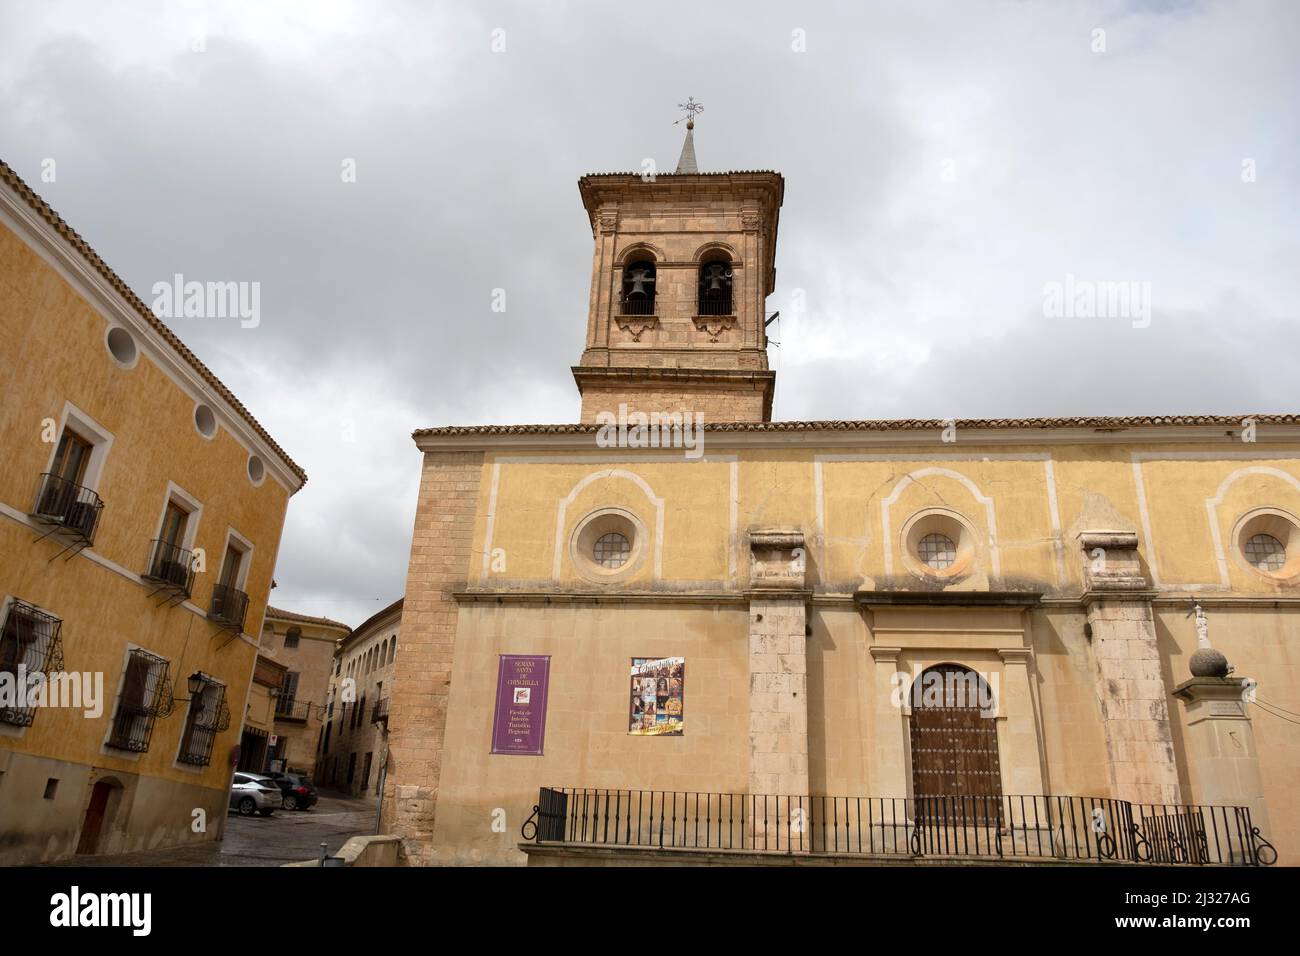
<box><xmin>521</xmin><ymin>789</ymin><xmax>1277</xmax><ymax>867</ymax></box>
<box><xmin>143</xmin><ymin>538</ymin><xmax>196</xmax><ymax>598</ymax></box>
<box><xmin>209</xmin><ymin>582</ymin><xmax>249</xmax><ymax>632</ymax></box>
<box><xmin>31</xmin><ymin>472</ymin><xmax>103</xmax><ymax>546</ymax></box>
<box><xmin>696</xmin><ymin>294</ymin><xmax>732</xmax><ymax>316</ymax></box>
<box><xmin>274</xmin><ymin>697</ymin><xmax>314</xmax><ymax>723</ymax></box>
<box><xmin>618</xmin><ymin>296</ymin><xmax>655</xmax><ymax>316</ymax></box>
<box><xmin>371</xmin><ymin>697</ymin><xmax>389</xmax><ymax>725</ymax></box>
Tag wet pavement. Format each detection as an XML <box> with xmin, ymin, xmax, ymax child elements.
<box><xmin>45</xmin><ymin>791</ymin><xmax>380</xmax><ymax>867</ymax></box>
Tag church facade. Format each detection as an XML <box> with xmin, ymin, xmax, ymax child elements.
<box><xmin>382</xmin><ymin>138</ymin><xmax>1298</xmax><ymax>866</ymax></box>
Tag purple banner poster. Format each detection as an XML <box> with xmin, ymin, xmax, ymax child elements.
<box><xmin>490</xmin><ymin>654</ymin><xmax>551</xmax><ymax>755</ymax></box>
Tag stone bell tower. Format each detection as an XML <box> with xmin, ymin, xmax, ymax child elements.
<box><xmin>573</xmin><ymin>108</ymin><xmax>784</xmax><ymax>424</ymax></box>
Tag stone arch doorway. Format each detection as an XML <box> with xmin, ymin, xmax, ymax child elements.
<box><xmin>908</xmin><ymin>664</ymin><xmax>1002</xmax><ymax>820</ymax></box>
<box><xmin>75</xmin><ymin>777</ymin><xmax>123</xmax><ymax>855</ymax></box>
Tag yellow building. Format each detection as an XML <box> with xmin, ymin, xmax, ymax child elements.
<box><xmin>0</xmin><ymin>160</ymin><xmax>305</xmax><ymax>863</ymax></box>
<box><xmin>260</xmin><ymin>607</ymin><xmax>350</xmax><ymax>779</ymax></box>
<box><xmin>382</xmin><ymin>131</ymin><xmax>1299</xmax><ymax>868</ymax></box>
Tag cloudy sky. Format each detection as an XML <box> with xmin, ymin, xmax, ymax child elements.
<box><xmin>3</xmin><ymin>0</ymin><xmax>1297</xmax><ymax>626</ymax></box>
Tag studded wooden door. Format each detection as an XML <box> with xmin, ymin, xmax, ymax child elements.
<box><xmin>909</xmin><ymin>665</ymin><xmax>1002</xmax><ymax>821</ymax></box>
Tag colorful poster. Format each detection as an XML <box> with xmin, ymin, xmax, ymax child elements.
<box><xmin>629</xmin><ymin>657</ymin><xmax>684</xmax><ymax>736</ymax></box>
<box><xmin>490</xmin><ymin>655</ymin><xmax>551</xmax><ymax>755</ymax></box>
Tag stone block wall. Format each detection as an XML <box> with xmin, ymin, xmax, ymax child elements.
<box><xmin>380</xmin><ymin>450</ymin><xmax>483</xmax><ymax>864</ymax></box>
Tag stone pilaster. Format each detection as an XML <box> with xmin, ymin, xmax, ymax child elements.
<box><xmin>1079</xmin><ymin>531</ymin><xmax>1181</xmax><ymax>805</ymax></box>
<box><xmin>997</xmin><ymin>647</ymin><xmax>1047</xmax><ymax>796</ymax></box>
<box><xmin>380</xmin><ymin>450</ymin><xmax>484</xmax><ymax>864</ymax></box>
<box><xmin>866</xmin><ymin>645</ymin><xmax>908</xmax><ymax>799</ymax></box>
<box><xmin>747</xmin><ymin>531</ymin><xmax>809</xmax><ymax>807</ymax></box>
<box><xmin>1173</xmin><ymin>677</ymin><xmax>1271</xmax><ymax>844</ymax></box>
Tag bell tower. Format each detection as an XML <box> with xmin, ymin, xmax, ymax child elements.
<box><xmin>573</xmin><ymin>106</ymin><xmax>784</xmax><ymax>424</ymax></box>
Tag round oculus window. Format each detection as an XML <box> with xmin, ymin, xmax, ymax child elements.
<box><xmin>900</xmin><ymin>508</ymin><xmax>977</xmax><ymax>580</ymax></box>
<box><xmin>1234</xmin><ymin>510</ymin><xmax>1300</xmax><ymax>579</ymax></box>
<box><xmin>1244</xmin><ymin>533</ymin><xmax>1286</xmax><ymax>572</ymax></box>
<box><xmin>106</xmin><ymin>326</ymin><xmax>138</xmax><ymax>366</ymax></box>
<box><xmin>194</xmin><ymin>403</ymin><xmax>217</xmax><ymax>439</ymax></box>
<box><xmin>918</xmin><ymin>532</ymin><xmax>957</xmax><ymax>570</ymax></box>
<box><xmin>593</xmin><ymin>532</ymin><xmax>631</xmax><ymax>569</ymax></box>
<box><xmin>570</xmin><ymin>509</ymin><xmax>645</xmax><ymax>583</ymax></box>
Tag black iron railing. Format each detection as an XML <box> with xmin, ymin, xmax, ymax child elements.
<box><xmin>372</xmin><ymin>697</ymin><xmax>389</xmax><ymax>725</ymax></box>
<box><xmin>697</xmin><ymin>295</ymin><xmax>733</xmax><ymax>316</ymax></box>
<box><xmin>107</xmin><ymin>648</ymin><xmax>173</xmax><ymax>753</ymax></box>
<box><xmin>32</xmin><ymin>473</ymin><xmax>104</xmax><ymax>545</ymax></box>
<box><xmin>619</xmin><ymin>296</ymin><xmax>655</xmax><ymax>316</ymax></box>
<box><xmin>522</xmin><ymin>789</ymin><xmax>1277</xmax><ymax>866</ymax></box>
<box><xmin>209</xmin><ymin>583</ymin><xmax>249</xmax><ymax>632</ymax></box>
<box><xmin>274</xmin><ymin>697</ymin><xmax>314</xmax><ymax>722</ymax></box>
<box><xmin>144</xmin><ymin>539</ymin><xmax>196</xmax><ymax>597</ymax></box>
<box><xmin>0</xmin><ymin>601</ymin><xmax>65</xmax><ymax>727</ymax></box>
<box><xmin>177</xmin><ymin>680</ymin><xmax>230</xmax><ymax>767</ymax></box>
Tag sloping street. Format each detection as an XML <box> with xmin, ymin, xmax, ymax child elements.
<box><xmin>43</xmin><ymin>793</ymin><xmax>377</xmax><ymax>868</ymax></box>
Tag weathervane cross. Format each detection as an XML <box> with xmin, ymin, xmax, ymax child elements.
<box><xmin>676</xmin><ymin>97</ymin><xmax>703</xmax><ymax>128</ymax></box>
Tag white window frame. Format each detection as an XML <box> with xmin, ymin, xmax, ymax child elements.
<box><xmin>44</xmin><ymin>401</ymin><xmax>115</xmax><ymax>494</ymax></box>
<box><xmin>216</xmin><ymin>527</ymin><xmax>255</xmax><ymax>592</ymax></box>
<box><xmin>151</xmin><ymin>481</ymin><xmax>204</xmax><ymax>554</ymax></box>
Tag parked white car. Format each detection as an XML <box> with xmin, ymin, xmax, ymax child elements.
<box><xmin>229</xmin><ymin>772</ymin><xmax>281</xmax><ymax>817</ymax></box>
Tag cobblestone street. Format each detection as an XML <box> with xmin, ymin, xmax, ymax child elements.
<box><xmin>44</xmin><ymin>792</ymin><xmax>379</xmax><ymax>867</ymax></box>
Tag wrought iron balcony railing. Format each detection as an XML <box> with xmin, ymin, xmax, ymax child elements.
<box><xmin>696</xmin><ymin>295</ymin><xmax>733</xmax><ymax>316</ymax></box>
<box><xmin>0</xmin><ymin>601</ymin><xmax>64</xmax><ymax>728</ymax></box>
<box><xmin>371</xmin><ymin>697</ymin><xmax>390</xmax><ymax>725</ymax></box>
<box><xmin>522</xmin><ymin>788</ymin><xmax>1277</xmax><ymax>867</ymax></box>
<box><xmin>32</xmin><ymin>472</ymin><xmax>104</xmax><ymax>545</ymax></box>
<box><xmin>209</xmin><ymin>582</ymin><xmax>249</xmax><ymax>632</ymax></box>
<box><xmin>619</xmin><ymin>297</ymin><xmax>655</xmax><ymax>316</ymax></box>
<box><xmin>143</xmin><ymin>539</ymin><xmax>196</xmax><ymax>597</ymax></box>
<box><xmin>274</xmin><ymin>697</ymin><xmax>314</xmax><ymax>722</ymax></box>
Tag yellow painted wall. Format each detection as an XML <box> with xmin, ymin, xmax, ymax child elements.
<box><xmin>0</xmin><ymin>210</ymin><xmax>295</xmax><ymax>862</ymax></box>
<box><xmin>420</xmin><ymin>440</ymin><xmax>1300</xmax><ymax>864</ymax></box>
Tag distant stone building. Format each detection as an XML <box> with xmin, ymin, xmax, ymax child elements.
<box><xmin>0</xmin><ymin>160</ymin><xmax>305</xmax><ymax>863</ymax></box>
<box><xmin>320</xmin><ymin>598</ymin><xmax>400</xmax><ymax>797</ymax></box>
<box><xmin>241</xmin><ymin>654</ymin><xmax>285</xmax><ymax>774</ymax></box>
<box><xmin>260</xmin><ymin>607</ymin><xmax>350</xmax><ymax>778</ymax></box>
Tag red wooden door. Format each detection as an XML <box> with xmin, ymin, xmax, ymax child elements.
<box><xmin>76</xmin><ymin>781</ymin><xmax>113</xmax><ymax>855</ymax></box>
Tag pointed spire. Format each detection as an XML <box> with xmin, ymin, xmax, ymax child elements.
<box><xmin>675</xmin><ymin>121</ymin><xmax>698</xmax><ymax>174</ymax></box>
<box><xmin>674</xmin><ymin>97</ymin><xmax>703</xmax><ymax>174</ymax></box>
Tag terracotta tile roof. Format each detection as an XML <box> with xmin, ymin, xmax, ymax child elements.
<box><xmin>265</xmin><ymin>606</ymin><xmax>352</xmax><ymax>632</ymax></box>
<box><xmin>414</xmin><ymin>414</ymin><xmax>1300</xmax><ymax>438</ymax></box>
<box><xmin>580</xmin><ymin>170</ymin><xmax>781</xmax><ymax>178</ymax></box>
<box><xmin>0</xmin><ymin>159</ymin><xmax>307</xmax><ymax>488</ymax></box>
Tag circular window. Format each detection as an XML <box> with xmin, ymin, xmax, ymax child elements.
<box><xmin>570</xmin><ymin>508</ymin><xmax>647</xmax><ymax>584</ymax></box>
<box><xmin>247</xmin><ymin>455</ymin><xmax>265</xmax><ymax>485</ymax></box>
<box><xmin>918</xmin><ymin>532</ymin><xmax>957</xmax><ymax>570</ymax></box>
<box><xmin>900</xmin><ymin>509</ymin><xmax>978</xmax><ymax>580</ymax></box>
<box><xmin>593</xmin><ymin>532</ymin><xmax>631</xmax><ymax>569</ymax></box>
<box><xmin>106</xmin><ymin>326</ymin><xmax>138</xmax><ymax>367</ymax></box>
<box><xmin>194</xmin><ymin>403</ymin><xmax>217</xmax><ymax>439</ymax></box>
<box><xmin>1234</xmin><ymin>509</ymin><xmax>1299</xmax><ymax>580</ymax></box>
<box><xmin>1245</xmin><ymin>533</ymin><xmax>1285</xmax><ymax>572</ymax></box>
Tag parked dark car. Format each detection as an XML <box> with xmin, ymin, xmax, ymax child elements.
<box><xmin>261</xmin><ymin>771</ymin><xmax>319</xmax><ymax>810</ymax></box>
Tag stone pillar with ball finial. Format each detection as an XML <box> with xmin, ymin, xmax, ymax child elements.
<box><xmin>1171</xmin><ymin>602</ymin><xmax>1272</xmax><ymax>858</ymax></box>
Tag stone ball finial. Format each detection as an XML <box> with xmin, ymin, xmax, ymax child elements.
<box><xmin>1189</xmin><ymin>646</ymin><xmax>1230</xmax><ymax>678</ymax></box>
